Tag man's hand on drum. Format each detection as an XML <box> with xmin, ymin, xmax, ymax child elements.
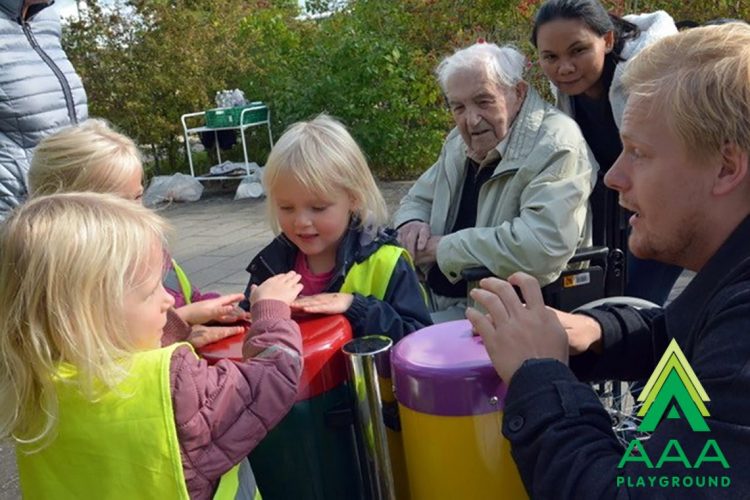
<box><xmin>466</xmin><ymin>272</ymin><xmax>568</xmax><ymax>383</ymax></box>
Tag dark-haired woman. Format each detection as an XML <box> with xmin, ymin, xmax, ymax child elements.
<box><xmin>532</xmin><ymin>0</ymin><xmax>681</xmax><ymax>305</ymax></box>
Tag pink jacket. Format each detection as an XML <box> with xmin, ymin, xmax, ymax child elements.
<box><xmin>166</xmin><ymin>300</ymin><xmax>302</xmax><ymax>499</ymax></box>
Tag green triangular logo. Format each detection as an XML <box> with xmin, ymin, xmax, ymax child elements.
<box><xmin>667</xmin><ymin>405</ymin><xmax>680</xmax><ymax>419</ymax></box>
<box><xmin>636</xmin><ymin>339</ymin><xmax>710</xmax><ymax>432</ymax></box>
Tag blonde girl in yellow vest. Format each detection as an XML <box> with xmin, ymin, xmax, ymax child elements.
<box><xmin>241</xmin><ymin>114</ymin><xmax>431</xmax><ymax>342</ymax></box>
<box><xmin>0</xmin><ymin>193</ymin><xmax>305</xmax><ymax>499</ymax></box>
<box><xmin>28</xmin><ymin>118</ymin><xmax>248</xmax><ymax>347</ymax></box>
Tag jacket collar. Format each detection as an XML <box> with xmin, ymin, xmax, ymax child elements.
<box><xmin>0</xmin><ymin>0</ymin><xmax>53</xmax><ymax>21</ymax></box>
<box><xmin>487</xmin><ymin>87</ymin><xmax>547</xmax><ymax>179</ymax></box>
<box><xmin>501</xmin><ymin>87</ymin><xmax>547</xmax><ymax>163</ymax></box>
<box><xmin>665</xmin><ymin>215</ymin><xmax>750</xmax><ymax>342</ymax></box>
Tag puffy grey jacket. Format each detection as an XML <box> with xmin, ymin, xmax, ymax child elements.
<box><xmin>0</xmin><ymin>0</ymin><xmax>87</xmax><ymax>219</ymax></box>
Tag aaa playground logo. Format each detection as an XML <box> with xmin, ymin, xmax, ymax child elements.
<box><xmin>616</xmin><ymin>339</ymin><xmax>731</xmax><ymax>490</ymax></box>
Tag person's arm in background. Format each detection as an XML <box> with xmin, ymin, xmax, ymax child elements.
<box><xmin>0</xmin><ymin>152</ymin><xmax>27</xmax><ymax>221</ymax></box>
<box><xmin>395</xmin><ymin>131</ymin><xmax>466</xmax><ymax>262</ymax></box>
<box><xmin>566</xmin><ymin>304</ymin><xmax>665</xmax><ymax>382</ymax></box>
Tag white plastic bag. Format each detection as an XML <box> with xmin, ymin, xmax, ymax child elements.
<box><xmin>234</xmin><ymin>169</ymin><xmax>265</xmax><ymax>200</ymax></box>
<box><xmin>143</xmin><ymin>173</ymin><xmax>204</xmax><ymax>207</ymax></box>
<box><xmin>215</xmin><ymin>89</ymin><xmax>247</xmax><ymax>108</ymax></box>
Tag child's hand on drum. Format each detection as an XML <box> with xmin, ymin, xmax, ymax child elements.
<box><xmin>187</xmin><ymin>323</ymin><xmax>248</xmax><ymax>348</ymax></box>
<box><xmin>175</xmin><ymin>293</ymin><xmax>250</xmax><ymax>325</ymax></box>
<box><xmin>250</xmin><ymin>271</ymin><xmax>303</xmax><ymax>306</ymax></box>
<box><xmin>291</xmin><ymin>292</ymin><xmax>354</xmax><ymax>314</ymax></box>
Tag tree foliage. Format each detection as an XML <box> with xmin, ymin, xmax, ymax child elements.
<box><xmin>64</xmin><ymin>0</ymin><xmax>274</xmax><ymax>172</ymax></box>
<box><xmin>63</xmin><ymin>0</ymin><xmax>749</xmax><ymax>178</ymax></box>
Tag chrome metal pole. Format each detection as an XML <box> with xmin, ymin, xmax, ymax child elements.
<box><xmin>342</xmin><ymin>336</ymin><xmax>397</xmax><ymax>500</ymax></box>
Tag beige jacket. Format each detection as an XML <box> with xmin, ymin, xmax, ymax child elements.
<box><xmin>393</xmin><ymin>88</ymin><xmax>598</xmax><ymax>289</ymax></box>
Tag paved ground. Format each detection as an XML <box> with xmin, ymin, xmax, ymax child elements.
<box><xmin>0</xmin><ymin>181</ymin><xmax>694</xmax><ymax>499</ymax></box>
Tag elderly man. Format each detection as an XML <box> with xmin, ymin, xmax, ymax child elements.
<box><xmin>393</xmin><ymin>42</ymin><xmax>597</xmax><ymax>320</ymax></box>
<box><xmin>469</xmin><ymin>23</ymin><xmax>750</xmax><ymax>498</ymax></box>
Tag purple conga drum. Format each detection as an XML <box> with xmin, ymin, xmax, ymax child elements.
<box><xmin>391</xmin><ymin>320</ymin><xmax>527</xmax><ymax>500</ymax></box>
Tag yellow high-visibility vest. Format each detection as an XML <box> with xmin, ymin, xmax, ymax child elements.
<box><xmin>167</xmin><ymin>258</ymin><xmax>193</xmax><ymax>304</ymax></box>
<box><xmin>340</xmin><ymin>244</ymin><xmax>409</xmax><ymax>299</ymax></box>
<box><xmin>16</xmin><ymin>343</ymin><xmax>253</xmax><ymax>499</ymax></box>
<box><xmin>341</xmin><ymin>244</ymin><xmax>427</xmax><ymax>304</ymax></box>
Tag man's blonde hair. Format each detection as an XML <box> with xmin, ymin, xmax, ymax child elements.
<box><xmin>29</xmin><ymin>119</ymin><xmax>142</xmax><ymax>197</ymax></box>
<box><xmin>622</xmin><ymin>23</ymin><xmax>750</xmax><ymax>160</ymax></box>
<box><xmin>263</xmin><ymin>114</ymin><xmax>388</xmax><ymax>233</ymax></box>
<box><xmin>0</xmin><ymin>193</ymin><xmax>169</xmax><ymax>448</ymax></box>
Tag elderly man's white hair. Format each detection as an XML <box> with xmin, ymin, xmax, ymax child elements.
<box><xmin>436</xmin><ymin>42</ymin><xmax>526</xmax><ymax>93</ymax></box>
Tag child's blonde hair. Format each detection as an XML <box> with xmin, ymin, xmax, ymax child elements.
<box><xmin>28</xmin><ymin>119</ymin><xmax>142</xmax><ymax>197</ymax></box>
<box><xmin>263</xmin><ymin>114</ymin><xmax>388</xmax><ymax>233</ymax></box>
<box><xmin>0</xmin><ymin>192</ymin><xmax>169</xmax><ymax>448</ymax></box>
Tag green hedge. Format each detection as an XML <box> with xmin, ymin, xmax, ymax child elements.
<box><xmin>64</xmin><ymin>0</ymin><xmax>748</xmax><ymax>179</ymax></box>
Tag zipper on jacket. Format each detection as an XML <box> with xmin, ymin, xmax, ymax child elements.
<box><xmin>258</xmin><ymin>256</ymin><xmax>277</xmax><ymax>277</ymax></box>
<box><xmin>22</xmin><ymin>20</ymin><xmax>78</xmax><ymax>124</ymax></box>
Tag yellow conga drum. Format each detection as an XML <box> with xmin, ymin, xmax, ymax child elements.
<box><xmin>391</xmin><ymin>320</ymin><xmax>527</xmax><ymax>500</ymax></box>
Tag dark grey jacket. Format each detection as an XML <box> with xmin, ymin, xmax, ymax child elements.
<box><xmin>503</xmin><ymin>215</ymin><xmax>750</xmax><ymax>498</ymax></box>
<box><xmin>0</xmin><ymin>0</ymin><xmax>87</xmax><ymax>219</ymax></box>
<box><xmin>241</xmin><ymin>222</ymin><xmax>432</xmax><ymax>343</ymax></box>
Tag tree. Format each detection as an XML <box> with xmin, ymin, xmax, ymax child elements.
<box><xmin>65</xmin><ymin>0</ymin><xmax>275</xmax><ymax>172</ymax></box>
<box><xmin>64</xmin><ymin>0</ymin><xmax>749</xmax><ymax>179</ymax></box>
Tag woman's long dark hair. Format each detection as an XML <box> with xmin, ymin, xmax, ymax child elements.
<box><xmin>531</xmin><ymin>0</ymin><xmax>640</xmax><ymax>61</ymax></box>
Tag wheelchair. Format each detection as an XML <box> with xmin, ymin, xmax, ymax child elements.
<box><xmin>462</xmin><ymin>184</ymin><xmax>627</xmax><ymax>311</ymax></box>
<box><xmin>461</xmin><ymin>186</ymin><xmax>657</xmax><ymax>445</ymax></box>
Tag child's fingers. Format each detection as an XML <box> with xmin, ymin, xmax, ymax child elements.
<box><xmin>284</xmin><ymin>271</ymin><xmax>302</xmax><ymax>284</ymax></box>
<box><xmin>217</xmin><ymin>304</ymin><xmax>236</xmax><ymax>315</ymax></box>
<box><xmin>297</xmin><ymin>304</ymin><xmax>330</xmax><ymax>314</ymax></box>
<box><xmin>217</xmin><ymin>293</ymin><xmax>246</xmax><ymax>305</ymax></box>
<box><xmin>416</xmin><ymin>224</ymin><xmax>430</xmax><ymax>251</ymax></box>
<box><xmin>216</xmin><ymin>310</ymin><xmax>250</xmax><ymax>323</ymax></box>
<box><xmin>188</xmin><ymin>325</ymin><xmax>246</xmax><ymax>348</ymax></box>
<box><xmin>277</xmin><ymin>270</ymin><xmax>299</xmax><ymax>279</ymax></box>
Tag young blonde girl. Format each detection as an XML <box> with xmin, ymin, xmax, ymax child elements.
<box><xmin>241</xmin><ymin>114</ymin><xmax>431</xmax><ymax>341</ymax></box>
<box><xmin>0</xmin><ymin>192</ymin><xmax>304</xmax><ymax>499</ymax></box>
<box><xmin>29</xmin><ymin>118</ymin><xmax>214</xmax><ymax>308</ymax></box>
<box><xmin>28</xmin><ymin>119</ymin><xmax>246</xmax><ymax>345</ymax></box>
